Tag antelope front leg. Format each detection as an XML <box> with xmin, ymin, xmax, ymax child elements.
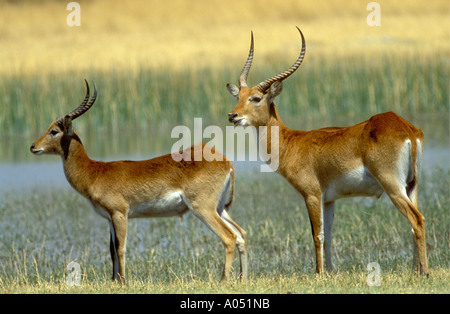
<box><xmin>305</xmin><ymin>194</ymin><xmax>324</xmax><ymax>274</ymax></box>
<box><xmin>109</xmin><ymin>212</ymin><xmax>128</xmax><ymax>283</ymax></box>
<box><xmin>324</xmin><ymin>201</ymin><xmax>335</xmax><ymax>272</ymax></box>
<box><xmin>109</xmin><ymin>225</ymin><xmax>119</xmax><ymax>280</ymax></box>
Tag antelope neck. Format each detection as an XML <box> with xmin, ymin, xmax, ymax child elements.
<box><xmin>61</xmin><ymin>135</ymin><xmax>97</xmax><ymax>195</ymax></box>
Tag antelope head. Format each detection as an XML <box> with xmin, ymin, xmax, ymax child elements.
<box><xmin>30</xmin><ymin>80</ymin><xmax>97</xmax><ymax>156</ymax></box>
<box><xmin>227</xmin><ymin>27</ymin><xmax>306</xmax><ymax>127</ymax></box>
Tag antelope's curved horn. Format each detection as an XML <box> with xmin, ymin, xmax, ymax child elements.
<box><xmin>57</xmin><ymin>79</ymin><xmax>97</xmax><ymax>124</ymax></box>
<box><xmin>238</xmin><ymin>31</ymin><xmax>254</xmax><ymax>87</ymax></box>
<box><xmin>256</xmin><ymin>26</ymin><xmax>306</xmax><ymax>93</ymax></box>
<box><xmin>68</xmin><ymin>79</ymin><xmax>97</xmax><ymax>120</ymax></box>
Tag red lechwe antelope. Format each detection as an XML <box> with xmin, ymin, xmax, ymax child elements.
<box><xmin>227</xmin><ymin>27</ymin><xmax>428</xmax><ymax>276</ymax></box>
<box><xmin>30</xmin><ymin>80</ymin><xmax>247</xmax><ymax>282</ymax></box>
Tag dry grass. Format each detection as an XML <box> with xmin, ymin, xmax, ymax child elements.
<box><xmin>1</xmin><ymin>268</ymin><xmax>449</xmax><ymax>294</ymax></box>
<box><xmin>0</xmin><ymin>0</ymin><xmax>448</xmax><ymax>75</ymax></box>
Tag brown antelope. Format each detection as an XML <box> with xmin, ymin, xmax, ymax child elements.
<box><xmin>227</xmin><ymin>27</ymin><xmax>428</xmax><ymax>276</ymax></box>
<box><xmin>30</xmin><ymin>80</ymin><xmax>247</xmax><ymax>282</ymax></box>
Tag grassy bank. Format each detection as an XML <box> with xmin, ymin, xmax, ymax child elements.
<box><xmin>0</xmin><ymin>167</ymin><xmax>448</xmax><ymax>293</ymax></box>
<box><xmin>1</xmin><ymin>269</ymin><xmax>448</xmax><ymax>294</ymax></box>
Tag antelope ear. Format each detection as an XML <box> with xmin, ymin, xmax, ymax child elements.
<box><xmin>267</xmin><ymin>81</ymin><xmax>283</xmax><ymax>102</ymax></box>
<box><xmin>226</xmin><ymin>83</ymin><xmax>240</xmax><ymax>99</ymax></box>
<box><xmin>62</xmin><ymin>115</ymin><xmax>74</xmax><ymax>136</ymax></box>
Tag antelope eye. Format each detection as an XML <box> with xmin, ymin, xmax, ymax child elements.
<box><xmin>49</xmin><ymin>129</ymin><xmax>59</xmax><ymax>136</ymax></box>
<box><xmin>250</xmin><ymin>96</ymin><xmax>262</xmax><ymax>103</ymax></box>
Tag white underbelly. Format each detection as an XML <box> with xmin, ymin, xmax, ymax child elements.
<box><xmin>127</xmin><ymin>191</ymin><xmax>189</xmax><ymax>218</ymax></box>
<box><xmin>324</xmin><ymin>166</ymin><xmax>384</xmax><ymax>202</ymax></box>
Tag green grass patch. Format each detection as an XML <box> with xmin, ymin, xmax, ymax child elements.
<box><xmin>1</xmin><ymin>269</ymin><xmax>448</xmax><ymax>294</ymax></box>
<box><xmin>0</xmin><ymin>168</ymin><xmax>448</xmax><ymax>293</ymax></box>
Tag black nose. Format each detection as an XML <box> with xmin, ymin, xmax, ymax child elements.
<box><xmin>228</xmin><ymin>112</ymin><xmax>238</xmax><ymax>122</ymax></box>
<box><xmin>30</xmin><ymin>144</ymin><xmax>35</xmax><ymax>152</ymax></box>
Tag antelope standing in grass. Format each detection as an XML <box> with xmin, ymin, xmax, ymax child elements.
<box><xmin>30</xmin><ymin>80</ymin><xmax>247</xmax><ymax>282</ymax></box>
<box><xmin>227</xmin><ymin>27</ymin><xmax>428</xmax><ymax>276</ymax></box>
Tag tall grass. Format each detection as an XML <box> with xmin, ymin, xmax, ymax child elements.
<box><xmin>2</xmin><ymin>52</ymin><xmax>448</xmax><ymax>138</ymax></box>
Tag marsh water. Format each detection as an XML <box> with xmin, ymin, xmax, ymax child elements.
<box><xmin>0</xmin><ymin>116</ymin><xmax>448</xmax><ymax>193</ymax></box>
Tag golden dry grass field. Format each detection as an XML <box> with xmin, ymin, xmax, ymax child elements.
<box><xmin>0</xmin><ymin>0</ymin><xmax>448</xmax><ymax>75</ymax></box>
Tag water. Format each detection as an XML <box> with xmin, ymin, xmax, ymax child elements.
<box><xmin>0</xmin><ymin>145</ymin><xmax>447</xmax><ymax>194</ymax></box>
<box><xmin>1</xmin><ymin>116</ymin><xmax>448</xmax><ymax>192</ymax></box>
<box><xmin>0</xmin><ymin>161</ymin><xmax>69</xmax><ymax>192</ymax></box>
<box><xmin>0</xmin><ymin>160</ymin><xmax>266</xmax><ymax>193</ymax></box>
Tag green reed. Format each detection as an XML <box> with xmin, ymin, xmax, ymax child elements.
<box><xmin>1</xmin><ymin>52</ymin><xmax>447</xmax><ymax>140</ymax></box>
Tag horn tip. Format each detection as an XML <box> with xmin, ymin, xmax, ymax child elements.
<box><xmin>295</xmin><ymin>26</ymin><xmax>305</xmax><ymax>43</ymax></box>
